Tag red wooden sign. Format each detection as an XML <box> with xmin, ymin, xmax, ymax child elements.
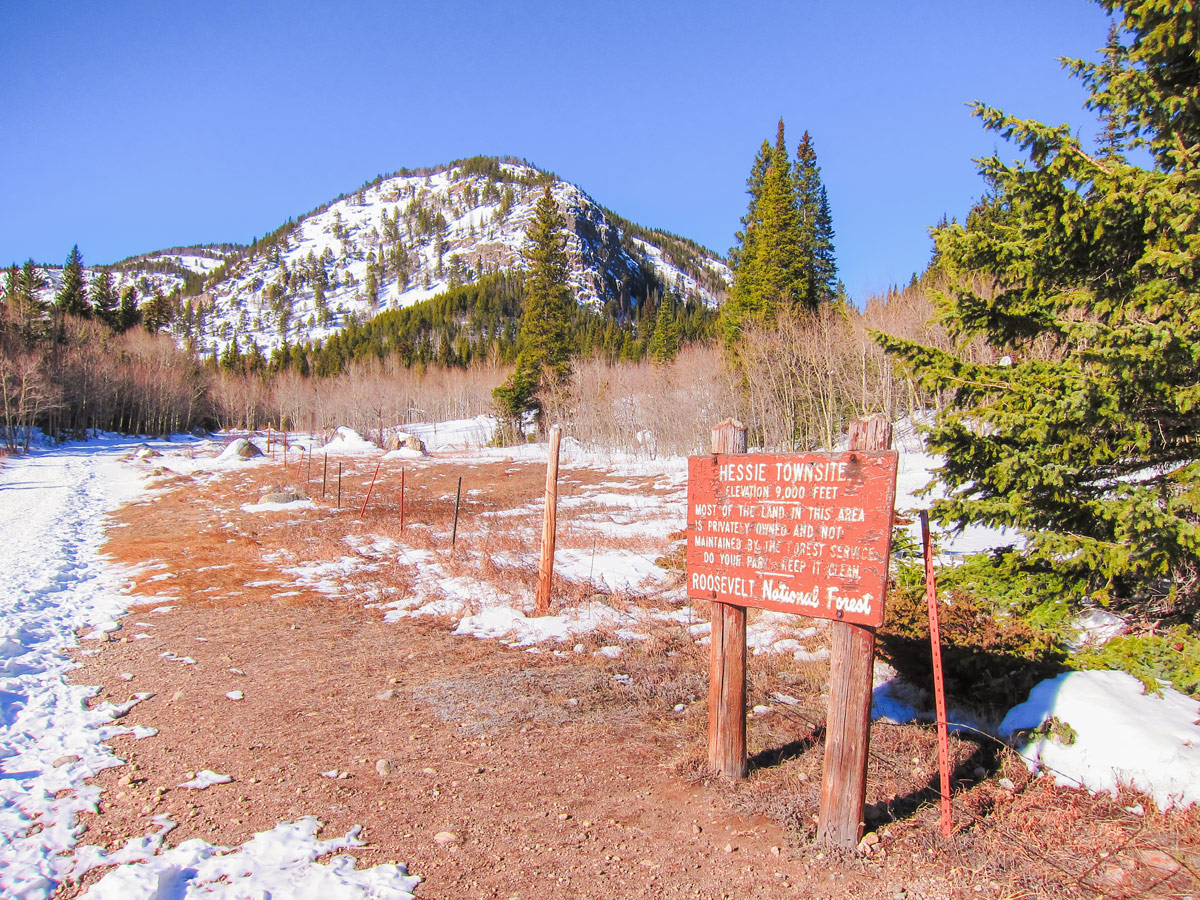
<box><xmin>687</xmin><ymin>451</ymin><xmax>898</xmax><ymax>628</ymax></box>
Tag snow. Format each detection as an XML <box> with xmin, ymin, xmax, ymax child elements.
<box><xmin>893</xmin><ymin>443</ymin><xmax>1017</xmax><ymax>558</ymax></box>
<box><xmin>398</xmin><ymin>415</ymin><xmax>495</xmax><ymax>451</ymax></box>
<box><xmin>241</xmin><ymin>498</ymin><xmax>317</xmax><ymax>513</ymax></box>
<box><xmin>321</xmin><ymin>426</ymin><xmax>379</xmax><ymax>454</ymax></box>
<box><xmin>453</xmin><ymin>602</ymin><xmax>626</xmax><ymax>646</ymax></box>
<box><xmin>80</xmin><ymin>818</ymin><xmax>419</xmax><ymax>900</ymax></box>
<box><xmin>999</xmin><ymin>670</ymin><xmax>1200</xmax><ymax>809</ymax></box>
<box><xmin>0</xmin><ymin>436</ymin><xmax>422</xmax><ymax>898</ymax></box>
<box><xmin>178</xmin><ymin>770</ymin><xmax>233</xmax><ymax>790</ymax></box>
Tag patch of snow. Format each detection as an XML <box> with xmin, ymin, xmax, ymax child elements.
<box><xmin>241</xmin><ymin>498</ymin><xmax>317</xmax><ymax>513</ymax></box>
<box><xmin>78</xmin><ymin>818</ymin><xmax>419</xmax><ymax>900</ymax></box>
<box><xmin>1069</xmin><ymin>608</ymin><xmax>1128</xmax><ymax>649</ymax></box>
<box><xmin>178</xmin><ymin>770</ymin><xmax>233</xmax><ymax>790</ymax></box>
<box><xmin>320</xmin><ymin>426</ymin><xmax>379</xmax><ymax>454</ymax></box>
<box><xmin>999</xmin><ymin>670</ymin><xmax>1200</xmax><ymax>809</ymax></box>
<box><xmin>453</xmin><ymin>602</ymin><xmax>625</xmax><ymax>645</ymax></box>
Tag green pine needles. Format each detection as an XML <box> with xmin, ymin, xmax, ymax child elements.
<box><xmin>722</xmin><ymin>120</ymin><xmax>839</xmax><ymax>345</ymax></box>
<box><xmin>878</xmin><ymin>0</ymin><xmax>1200</xmax><ymax>622</ymax></box>
<box><xmin>493</xmin><ymin>183</ymin><xmax>576</xmax><ymax>432</ymax></box>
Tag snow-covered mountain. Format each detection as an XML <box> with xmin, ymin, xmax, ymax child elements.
<box><xmin>10</xmin><ymin>159</ymin><xmax>729</xmax><ymax>356</ymax></box>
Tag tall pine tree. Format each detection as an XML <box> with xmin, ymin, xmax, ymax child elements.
<box><xmin>794</xmin><ymin>131</ymin><xmax>839</xmax><ymax>307</ymax></box>
<box><xmin>90</xmin><ymin>270</ymin><xmax>118</xmax><ymax>328</ymax></box>
<box><xmin>878</xmin><ymin>0</ymin><xmax>1200</xmax><ymax>621</ymax></box>
<box><xmin>493</xmin><ymin>183</ymin><xmax>575</xmax><ymax>428</ymax></box>
<box><xmin>723</xmin><ymin>122</ymin><xmax>807</xmax><ymax>343</ymax></box>
<box><xmin>13</xmin><ymin>259</ymin><xmax>48</xmax><ymax>340</ymax></box>
<box><xmin>724</xmin><ymin>121</ymin><xmax>837</xmax><ymax>344</ymax></box>
<box><xmin>648</xmin><ymin>290</ymin><xmax>682</xmax><ymax>364</ymax></box>
<box><xmin>56</xmin><ymin>244</ymin><xmax>89</xmax><ymax>318</ymax></box>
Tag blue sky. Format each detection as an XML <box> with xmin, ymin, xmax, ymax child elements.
<box><xmin>2</xmin><ymin>1</ymin><xmax>1111</xmax><ymax>302</ymax></box>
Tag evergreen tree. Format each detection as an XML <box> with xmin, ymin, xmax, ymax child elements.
<box><xmin>56</xmin><ymin>244</ymin><xmax>89</xmax><ymax>318</ymax></box>
<box><xmin>878</xmin><ymin>0</ymin><xmax>1200</xmax><ymax>621</ymax></box>
<box><xmin>493</xmin><ymin>183</ymin><xmax>575</xmax><ymax>426</ymax></box>
<box><xmin>794</xmin><ymin>131</ymin><xmax>839</xmax><ymax>306</ymax></box>
<box><xmin>12</xmin><ymin>259</ymin><xmax>49</xmax><ymax>340</ymax></box>
<box><xmin>116</xmin><ymin>286</ymin><xmax>141</xmax><ymax>332</ymax></box>
<box><xmin>723</xmin><ymin>121</ymin><xmax>833</xmax><ymax>344</ymax></box>
<box><xmin>648</xmin><ymin>291</ymin><xmax>682</xmax><ymax>365</ymax></box>
<box><xmin>722</xmin><ymin>122</ymin><xmax>807</xmax><ymax>344</ymax></box>
<box><xmin>142</xmin><ymin>290</ymin><xmax>173</xmax><ymax>333</ymax></box>
<box><xmin>220</xmin><ymin>336</ymin><xmax>243</xmax><ymax>372</ymax></box>
<box><xmin>90</xmin><ymin>270</ymin><xmax>118</xmax><ymax>327</ymax></box>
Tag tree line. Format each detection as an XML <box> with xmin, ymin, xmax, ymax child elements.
<box><xmin>1</xmin><ymin>247</ymin><xmax>205</xmax><ymax>449</ymax></box>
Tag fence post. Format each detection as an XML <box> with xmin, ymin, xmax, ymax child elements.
<box><xmin>535</xmin><ymin>425</ymin><xmax>562</xmax><ymax>615</ymax></box>
<box><xmin>451</xmin><ymin>476</ymin><xmax>463</xmax><ymax>547</ymax></box>
<box><xmin>709</xmin><ymin>418</ymin><xmax>748</xmax><ymax>778</ymax></box>
<box><xmin>360</xmin><ymin>459</ymin><xmax>382</xmax><ymax>518</ymax></box>
<box><xmin>817</xmin><ymin>415</ymin><xmax>892</xmax><ymax>849</ymax></box>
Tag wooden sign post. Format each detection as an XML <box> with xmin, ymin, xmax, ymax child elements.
<box><xmin>817</xmin><ymin>416</ymin><xmax>893</xmax><ymax>849</ymax></box>
<box><xmin>707</xmin><ymin>419</ymin><xmax>748</xmax><ymax>778</ymax></box>
<box><xmin>687</xmin><ymin>417</ymin><xmax>897</xmax><ymax>850</ymax></box>
<box><xmin>535</xmin><ymin>425</ymin><xmax>563</xmax><ymax>615</ymax></box>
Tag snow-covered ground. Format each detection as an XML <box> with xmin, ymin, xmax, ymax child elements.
<box><xmin>1</xmin><ymin>426</ymin><xmax>1196</xmax><ymax>897</ymax></box>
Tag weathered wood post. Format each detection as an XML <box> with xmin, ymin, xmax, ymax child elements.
<box><xmin>400</xmin><ymin>467</ymin><xmax>406</xmax><ymax>532</ymax></box>
<box><xmin>535</xmin><ymin>425</ymin><xmax>562</xmax><ymax>615</ymax></box>
<box><xmin>709</xmin><ymin>418</ymin><xmax>748</xmax><ymax>779</ymax></box>
<box><xmin>322</xmin><ymin>454</ymin><xmax>328</xmax><ymax>499</ymax></box>
<box><xmin>817</xmin><ymin>415</ymin><xmax>892</xmax><ymax>849</ymax></box>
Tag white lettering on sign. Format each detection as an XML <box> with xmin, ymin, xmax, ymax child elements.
<box><xmin>691</xmin><ymin>571</ymin><xmax>756</xmax><ymax>600</ymax></box>
<box><xmin>774</xmin><ymin>460</ymin><xmax>848</xmax><ymax>483</ymax></box>
<box><xmin>719</xmin><ymin>461</ymin><xmax>768</xmax><ymax>482</ymax></box>
<box><xmin>762</xmin><ymin>578</ymin><xmax>819</xmax><ymax>609</ymax></box>
<box><xmin>826</xmin><ymin>587</ymin><xmax>874</xmax><ymax>616</ymax></box>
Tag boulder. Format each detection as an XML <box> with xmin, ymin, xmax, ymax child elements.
<box><xmin>218</xmin><ymin>438</ymin><xmax>264</xmax><ymax>460</ymax></box>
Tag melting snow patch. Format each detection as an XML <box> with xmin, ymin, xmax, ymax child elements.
<box><xmin>241</xmin><ymin>498</ymin><xmax>316</xmax><ymax>513</ymax></box>
<box><xmin>78</xmin><ymin>818</ymin><xmax>420</xmax><ymax>900</ymax></box>
<box><xmin>178</xmin><ymin>770</ymin><xmax>233</xmax><ymax>790</ymax></box>
<box><xmin>999</xmin><ymin>670</ymin><xmax>1200</xmax><ymax>809</ymax></box>
<box><xmin>453</xmin><ymin>602</ymin><xmax>625</xmax><ymax>645</ymax></box>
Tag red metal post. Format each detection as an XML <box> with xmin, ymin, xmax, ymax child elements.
<box><xmin>360</xmin><ymin>459</ymin><xmax>382</xmax><ymax>518</ymax></box>
<box><xmin>920</xmin><ymin>510</ymin><xmax>953</xmax><ymax>838</ymax></box>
